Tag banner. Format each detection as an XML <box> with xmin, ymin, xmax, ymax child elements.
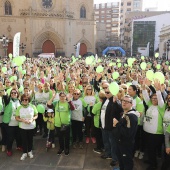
<box><xmin>13</xmin><ymin>32</ymin><xmax>21</xmax><ymax>58</ymax></box>
<box><xmin>76</xmin><ymin>42</ymin><xmax>80</xmax><ymax>57</ymax></box>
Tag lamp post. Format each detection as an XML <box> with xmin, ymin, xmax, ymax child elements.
<box><xmin>19</xmin><ymin>43</ymin><xmax>26</xmax><ymax>55</ymax></box>
<box><xmin>166</xmin><ymin>40</ymin><xmax>170</xmax><ymax>60</ymax></box>
<box><xmin>0</xmin><ymin>35</ymin><xmax>9</xmax><ymax>58</ymax></box>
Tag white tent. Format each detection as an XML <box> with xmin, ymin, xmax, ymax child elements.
<box><xmin>38</xmin><ymin>53</ymin><xmax>55</xmax><ymax>59</ymax></box>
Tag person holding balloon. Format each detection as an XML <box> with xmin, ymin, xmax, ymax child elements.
<box><xmin>100</xmin><ymin>83</ymin><xmax>123</xmax><ymax>167</ymax></box>
<box><xmin>142</xmin><ymin>79</ymin><xmax>165</xmax><ymax>170</ymax></box>
<box><xmin>15</xmin><ymin>94</ymin><xmax>38</xmax><ymax>161</ymax></box>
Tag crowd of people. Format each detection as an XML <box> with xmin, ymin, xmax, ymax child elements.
<box><xmin>0</xmin><ymin>55</ymin><xmax>169</xmax><ymax>170</ymax></box>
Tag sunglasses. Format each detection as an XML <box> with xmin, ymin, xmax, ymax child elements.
<box><xmin>74</xmin><ymin>93</ymin><xmax>80</xmax><ymax>95</ymax></box>
<box><xmin>103</xmin><ymin>87</ymin><xmax>108</xmax><ymax>89</ymax></box>
<box><xmin>11</xmin><ymin>92</ymin><xmax>17</xmax><ymax>94</ymax></box>
<box><xmin>22</xmin><ymin>99</ymin><xmax>28</xmax><ymax>102</ymax></box>
<box><xmin>105</xmin><ymin>92</ymin><xmax>110</xmax><ymax>94</ymax></box>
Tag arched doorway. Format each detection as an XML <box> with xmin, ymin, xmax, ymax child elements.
<box><xmin>80</xmin><ymin>43</ymin><xmax>87</xmax><ymax>56</ymax></box>
<box><xmin>7</xmin><ymin>42</ymin><xmax>13</xmax><ymax>55</ymax></box>
<box><xmin>42</xmin><ymin>40</ymin><xmax>55</xmax><ymax>53</ymax></box>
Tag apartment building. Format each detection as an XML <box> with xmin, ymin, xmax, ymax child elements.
<box><xmin>120</xmin><ymin>0</ymin><xmax>143</xmax><ymax>47</ymax></box>
<box><xmin>94</xmin><ymin>1</ymin><xmax>120</xmax><ymax>46</ymax></box>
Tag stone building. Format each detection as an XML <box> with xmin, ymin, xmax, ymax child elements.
<box><xmin>0</xmin><ymin>0</ymin><xmax>96</xmax><ymax>57</ymax></box>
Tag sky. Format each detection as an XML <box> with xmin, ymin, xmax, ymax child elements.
<box><xmin>94</xmin><ymin>0</ymin><xmax>170</xmax><ymax>11</ymax></box>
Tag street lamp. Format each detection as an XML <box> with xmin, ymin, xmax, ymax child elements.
<box><xmin>19</xmin><ymin>43</ymin><xmax>26</xmax><ymax>55</ymax></box>
<box><xmin>166</xmin><ymin>39</ymin><xmax>170</xmax><ymax>60</ymax></box>
<box><xmin>0</xmin><ymin>35</ymin><xmax>9</xmax><ymax>58</ymax></box>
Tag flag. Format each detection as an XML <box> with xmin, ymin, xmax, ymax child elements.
<box><xmin>13</xmin><ymin>32</ymin><xmax>21</xmax><ymax>58</ymax></box>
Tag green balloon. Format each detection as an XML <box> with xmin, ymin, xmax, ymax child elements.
<box><xmin>117</xmin><ymin>59</ymin><xmax>121</xmax><ymax>63</ymax></box>
<box><xmin>169</xmin><ymin>66</ymin><xmax>170</xmax><ymax>70</ymax></box>
<box><xmin>128</xmin><ymin>58</ymin><xmax>133</xmax><ymax>67</ymax></box>
<box><xmin>2</xmin><ymin>67</ymin><xmax>7</xmax><ymax>73</ymax></box>
<box><xmin>166</xmin><ymin>61</ymin><xmax>169</xmax><ymax>65</ymax></box>
<box><xmin>112</xmin><ymin>62</ymin><xmax>116</xmax><ymax>66</ymax></box>
<box><xmin>13</xmin><ymin>57</ymin><xmax>24</xmax><ymax>66</ymax></box>
<box><xmin>22</xmin><ymin>70</ymin><xmax>26</xmax><ymax>75</ymax></box>
<box><xmin>36</xmin><ymin>104</ymin><xmax>45</xmax><ymax>114</ymax></box>
<box><xmin>85</xmin><ymin>57</ymin><xmax>93</xmax><ymax>65</ymax></box>
<box><xmin>156</xmin><ymin>64</ymin><xmax>161</xmax><ymax>70</ymax></box>
<box><xmin>117</xmin><ymin>63</ymin><xmax>122</xmax><ymax>68</ymax></box>
<box><xmin>98</xmin><ymin>59</ymin><xmax>102</xmax><ymax>63</ymax></box>
<box><xmin>96</xmin><ymin>65</ymin><xmax>104</xmax><ymax>73</ymax></box>
<box><xmin>146</xmin><ymin>70</ymin><xmax>154</xmax><ymax>81</ymax></box>
<box><xmin>109</xmin><ymin>82</ymin><xmax>119</xmax><ymax>95</ymax></box>
<box><xmin>155</xmin><ymin>53</ymin><xmax>159</xmax><ymax>58</ymax></box>
<box><xmin>112</xmin><ymin>72</ymin><xmax>119</xmax><ymax>79</ymax></box>
<box><xmin>124</xmin><ymin>64</ymin><xmax>128</xmax><ymax>67</ymax></box>
<box><xmin>9</xmin><ymin>53</ymin><xmax>13</xmax><ymax>59</ymax></box>
<box><xmin>140</xmin><ymin>62</ymin><xmax>147</xmax><ymax>70</ymax></box>
<box><xmin>141</xmin><ymin>56</ymin><xmax>145</xmax><ymax>60</ymax></box>
<box><xmin>154</xmin><ymin>72</ymin><xmax>165</xmax><ymax>84</ymax></box>
<box><xmin>109</xmin><ymin>62</ymin><xmax>113</xmax><ymax>66</ymax></box>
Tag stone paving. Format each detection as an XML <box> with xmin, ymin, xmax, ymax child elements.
<box><xmin>0</xmin><ymin>136</ymin><xmax>162</xmax><ymax>170</ymax></box>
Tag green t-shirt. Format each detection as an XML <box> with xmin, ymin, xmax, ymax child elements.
<box><xmin>53</xmin><ymin>101</ymin><xmax>70</xmax><ymax>127</ymax></box>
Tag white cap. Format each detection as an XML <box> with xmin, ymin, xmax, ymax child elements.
<box><xmin>47</xmin><ymin>109</ymin><xmax>54</xmax><ymax>113</ymax></box>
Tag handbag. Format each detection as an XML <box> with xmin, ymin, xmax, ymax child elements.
<box><xmin>58</xmin><ymin>102</ymin><xmax>69</xmax><ymax>132</ymax></box>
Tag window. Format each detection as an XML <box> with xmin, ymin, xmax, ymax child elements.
<box><xmin>127</xmin><ymin>8</ymin><xmax>131</xmax><ymax>12</ymax></box>
<box><xmin>127</xmin><ymin>2</ymin><xmax>131</xmax><ymax>6</ymax></box>
<box><xmin>106</xmin><ymin>15</ymin><xmax>111</xmax><ymax>18</ymax></box>
<box><xmin>101</xmin><ymin>11</ymin><xmax>105</xmax><ymax>13</ymax></box>
<box><xmin>5</xmin><ymin>1</ymin><xmax>12</xmax><ymax>15</ymax></box>
<box><xmin>101</xmin><ymin>3</ymin><xmax>105</xmax><ymax>8</ymax></box>
<box><xmin>107</xmin><ymin>3</ymin><xmax>112</xmax><ymax>8</ymax></box>
<box><xmin>121</xmin><ymin>2</ymin><xmax>124</xmax><ymax>6</ymax></box>
<box><xmin>95</xmin><ymin>11</ymin><xmax>99</xmax><ymax>14</ymax></box>
<box><xmin>112</xmin><ymin>2</ymin><xmax>119</xmax><ymax>7</ymax></box>
<box><xmin>113</xmin><ymin>14</ymin><xmax>119</xmax><ymax>18</ymax></box>
<box><xmin>113</xmin><ymin>9</ymin><xmax>119</xmax><ymax>13</ymax></box>
<box><xmin>80</xmin><ymin>6</ymin><xmax>86</xmax><ymax>18</ymax></box>
<box><xmin>95</xmin><ymin>4</ymin><xmax>99</xmax><ymax>9</ymax></box>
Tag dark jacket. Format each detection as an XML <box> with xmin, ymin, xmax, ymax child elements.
<box><xmin>100</xmin><ymin>96</ymin><xmax>123</xmax><ymax>131</ymax></box>
<box><xmin>113</xmin><ymin>109</ymin><xmax>138</xmax><ymax>146</ymax></box>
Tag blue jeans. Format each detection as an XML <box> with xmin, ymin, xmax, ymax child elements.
<box><xmin>102</xmin><ymin>129</ymin><xmax>117</xmax><ymax>161</ymax></box>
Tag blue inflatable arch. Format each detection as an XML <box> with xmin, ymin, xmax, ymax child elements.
<box><xmin>102</xmin><ymin>47</ymin><xmax>126</xmax><ymax>56</ymax></box>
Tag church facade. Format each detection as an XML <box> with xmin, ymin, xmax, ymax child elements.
<box><xmin>0</xmin><ymin>0</ymin><xmax>96</xmax><ymax>57</ymax></box>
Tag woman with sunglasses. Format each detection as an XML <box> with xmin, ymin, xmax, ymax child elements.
<box><xmin>142</xmin><ymin>79</ymin><xmax>165</xmax><ymax>170</ymax></box>
<box><xmin>83</xmin><ymin>85</ymin><xmax>98</xmax><ymax>144</ymax></box>
<box><xmin>0</xmin><ymin>88</ymin><xmax>22</xmax><ymax>156</ymax></box>
<box><xmin>161</xmin><ymin>93</ymin><xmax>170</xmax><ymax>170</ymax></box>
<box><xmin>15</xmin><ymin>94</ymin><xmax>38</xmax><ymax>161</ymax></box>
<box><xmin>47</xmin><ymin>91</ymin><xmax>75</xmax><ymax>156</ymax></box>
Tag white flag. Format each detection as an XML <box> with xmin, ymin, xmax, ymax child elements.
<box><xmin>13</xmin><ymin>32</ymin><xmax>21</xmax><ymax>58</ymax></box>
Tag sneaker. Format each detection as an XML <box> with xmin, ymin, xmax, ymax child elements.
<box><xmin>138</xmin><ymin>152</ymin><xmax>144</xmax><ymax>159</ymax></box>
<box><xmin>52</xmin><ymin>143</ymin><xmax>55</xmax><ymax>148</ymax></box>
<box><xmin>91</xmin><ymin>137</ymin><xmax>96</xmax><ymax>144</ymax></box>
<box><xmin>16</xmin><ymin>147</ymin><xmax>23</xmax><ymax>151</ymax></box>
<box><xmin>86</xmin><ymin>137</ymin><xmax>90</xmax><ymax>144</ymax></box>
<box><xmin>7</xmin><ymin>151</ymin><xmax>12</xmax><ymax>156</ymax></box>
<box><xmin>20</xmin><ymin>153</ymin><xmax>27</xmax><ymax>161</ymax></box>
<box><xmin>28</xmin><ymin>151</ymin><xmax>34</xmax><ymax>159</ymax></box>
<box><xmin>2</xmin><ymin>145</ymin><xmax>5</xmax><ymax>152</ymax></box>
<box><xmin>57</xmin><ymin>149</ymin><xmax>64</xmax><ymax>155</ymax></box>
<box><xmin>101</xmin><ymin>154</ymin><xmax>112</xmax><ymax>159</ymax></box>
<box><xmin>93</xmin><ymin>148</ymin><xmax>102</xmax><ymax>154</ymax></box>
<box><xmin>110</xmin><ymin>160</ymin><xmax>118</xmax><ymax>167</ymax></box>
<box><xmin>65</xmin><ymin>149</ymin><xmax>69</xmax><ymax>156</ymax></box>
<box><xmin>79</xmin><ymin>142</ymin><xmax>83</xmax><ymax>149</ymax></box>
<box><xmin>73</xmin><ymin>142</ymin><xmax>77</xmax><ymax>149</ymax></box>
<box><xmin>134</xmin><ymin>150</ymin><xmax>139</xmax><ymax>158</ymax></box>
